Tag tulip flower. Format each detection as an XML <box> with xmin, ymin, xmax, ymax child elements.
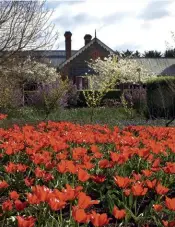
<box><xmin>165</xmin><ymin>197</ymin><xmax>175</xmax><ymax>211</ymax></box>
<box><xmin>112</xmin><ymin>205</ymin><xmax>126</xmax><ymax>219</ymax></box>
<box><xmin>90</xmin><ymin>211</ymin><xmax>111</xmax><ymax>227</ymax></box>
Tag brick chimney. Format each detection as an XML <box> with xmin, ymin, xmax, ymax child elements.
<box><xmin>64</xmin><ymin>31</ymin><xmax>72</xmax><ymax>60</ymax></box>
<box><xmin>84</xmin><ymin>34</ymin><xmax>92</xmax><ymax>45</ymax></box>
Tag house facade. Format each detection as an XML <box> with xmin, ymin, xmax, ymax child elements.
<box><xmin>32</xmin><ymin>31</ymin><xmax>175</xmax><ymax>90</ymax></box>
<box><xmin>58</xmin><ymin>31</ymin><xmax>116</xmax><ymax>89</ymax></box>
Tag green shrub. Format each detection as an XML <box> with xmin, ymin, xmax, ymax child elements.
<box><xmin>146</xmin><ymin>76</ymin><xmax>175</xmax><ymax>118</ymax></box>
<box><xmin>77</xmin><ymin>89</ymin><xmax>122</xmax><ymax>107</ymax></box>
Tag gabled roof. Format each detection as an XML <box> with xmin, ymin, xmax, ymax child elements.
<box><xmin>59</xmin><ymin>37</ymin><xmax>116</xmax><ymax>69</ymax></box>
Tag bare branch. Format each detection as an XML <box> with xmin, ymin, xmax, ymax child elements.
<box><xmin>0</xmin><ymin>0</ymin><xmax>59</xmax><ymax>64</ymax></box>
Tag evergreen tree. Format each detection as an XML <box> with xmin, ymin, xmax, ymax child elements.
<box><xmin>132</xmin><ymin>50</ymin><xmax>141</xmax><ymax>58</ymax></box>
<box><xmin>143</xmin><ymin>50</ymin><xmax>162</xmax><ymax>58</ymax></box>
<box><xmin>164</xmin><ymin>49</ymin><xmax>175</xmax><ymax>57</ymax></box>
<box><xmin>121</xmin><ymin>49</ymin><xmax>134</xmax><ymax>58</ymax></box>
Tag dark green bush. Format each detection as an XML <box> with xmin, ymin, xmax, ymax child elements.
<box><xmin>77</xmin><ymin>89</ymin><xmax>122</xmax><ymax>107</ymax></box>
<box><xmin>146</xmin><ymin>76</ymin><xmax>175</xmax><ymax>118</ymax></box>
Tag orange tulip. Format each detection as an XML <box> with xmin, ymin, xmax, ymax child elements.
<box><xmin>112</xmin><ymin>205</ymin><xmax>126</xmax><ymax>219</ymax></box>
<box><xmin>62</xmin><ymin>184</ymin><xmax>83</xmax><ymax>201</ymax></box>
<box><xmin>16</xmin><ymin>216</ymin><xmax>36</xmax><ymax>227</ymax></box>
<box><xmin>26</xmin><ymin>193</ymin><xmax>40</xmax><ymax>205</ymax></box>
<box><xmin>91</xmin><ymin>175</ymin><xmax>106</xmax><ymax>183</ymax></box>
<box><xmin>91</xmin><ymin>144</ymin><xmax>100</xmax><ymax>153</ymax></box>
<box><xmin>56</xmin><ymin>152</ymin><xmax>67</xmax><ymax>160</ymax></box>
<box><xmin>110</xmin><ymin>152</ymin><xmax>128</xmax><ymax>164</ymax></box>
<box><xmin>77</xmin><ymin>168</ymin><xmax>90</xmax><ymax>182</ymax></box>
<box><xmin>77</xmin><ymin>192</ymin><xmax>99</xmax><ymax>209</ymax></box>
<box><xmin>90</xmin><ymin>211</ymin><xmax>111</xmax><ymax>227</ymax></box>
<box><xmin>151</xmin><ymin>158</ymin><xmax>161</xmax><ymax>172</ymax></box>
<box><xmin>72</xmin><ymin>206</ymin><xmax>89</xmax><ymax>224</ymax></box>
<box><xmin>153</xmin><ymin>204</ymin><xmax>163</xmax><ymax>212</ymax></box>
<box><xmin>165</xmin><ymin>197</ymin><xmax>175</xmax><ymax>211</ymax></box>
<box><xmin>52</xmin><ymin>189</ymin><xmax>66</xmax><ymax>202</ymax></box>
<box><xmin>31</xmin><ymin>185</ymin><xmax>51</xmax><ymax>203</ymax></box>
<box><xmin>99</xmin><ymin>159</ymin><xmax>114</xmax><ymax>169</ymax></box>
<box><xmin>93</xmin><ymin>152</ymin><xmax>103</xmax><ymax>159</ymax></box>
<box><xmin>138</xmin><ymin>148</ymin><xmax>150</xmax><ymax>159</ymax></box>
<box><xmin>9</xmin><ymin>191</ymin><xmax>19</xmax><ymax>200</ymax></box>
<box><xmin>72</xmin><ymin>147</ymin><xmax>87</xmax><ymax>160</ymax></box>
<box><xmin>114</xmin><ymin>176</ymin><xmax>130</xmax><ymax>188</ymax></box>
<box><xmin>14</xmin><ymin>200</ymin><xmax>27</xmax><ymax>211</ymax></box>
<box><xmin>131</xmin><ymin>183</ymin><xmax>148</xmax><ymax>196</ymax></box>
<box><xmin>162</xmin><ymin>219</ymin><xmax>175</xmax><ymax>227</ymax></box>
<box><xmin>24</xmin><ymin>177</ymin><xmax>34</xmax><ymax>187</ymax></box>
<box><xmin>66</xmin><ymin>160</ymin><xmax>77</xmax><ymax>174</ymax></box>
<box><xmin>57</xmin><ymin>160</ymin><xmax>67</xmax><ymax>173</ymax></box>
<box><xmin>142</xmin><ymin>169</ymin><xmax>153</xmax><ymax>177</ymax></box>
<box><xmin>155</xmin><ymin>183</ymin><xmax>169</xmax><ymax>195</ymax></box>
<box><xmin>2</xmin><ymin>200</ymin><xmax>13</xmax><ymax>211</ymax></box>
<box><xmin>123</xmin><ymin>188</ymin><xmax>131</xmax><ymax>196</ymax></box>
<box><xmin>145</xmin><ymin>179</ymin><xmax>157</xmax><ymax>189</ymax></box>
<box><xmin>163</xmin><ymin>162</ymin><xmax>175</xmax><ymax>174</ymax></box>
<box><xmin>48</xmin><ymin>198</ymin><xmax>66</xmax><ymax>211</ymax></box>
<box><xmin>0</xmin><ymin>180</ymin><xmax>9</xmax><ymax>189</ymax></box>
<box><xmin>132</xmin><ymin>172</ymin><xmax>142</xmax><ymax>181</ymax></box>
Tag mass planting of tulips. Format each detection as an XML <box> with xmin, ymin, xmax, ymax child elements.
<box><xmin>0</xmin><ymin>113</ymin><xmax>174</xmax><ymax>227</ymax></box>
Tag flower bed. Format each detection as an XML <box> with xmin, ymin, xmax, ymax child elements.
<box><xmin>0</xmin><ymin>116</ymin><xmax>174</xmax><ymax>226</ymax></box>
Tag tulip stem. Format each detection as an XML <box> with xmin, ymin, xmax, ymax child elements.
<box><xmin>134</xmin><ymin>198</ymin><xmax>137</xmax><ymax>216</ymax></box>
<box><xmin>1</xmin><ymin>214</ymin><xmax>6</xmax><ymax>227</ymax></box>
<box><xmin>38</xmin><ymin>205</ymin><xmax>43</xmax><ymax>227</ymax></box>
<box><xmin>60</xmin><ymin>209</ymin><xmax>63</xmax><ymax>225</ymax></box>
<box><xmin>114</xmin><ymin>220</ymin><xmax>118</xmax><ymax>227</ymax></box>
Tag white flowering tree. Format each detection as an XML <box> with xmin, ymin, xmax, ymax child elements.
<box><xmin>83</xmin><ymin>54</ymin><xmax>156</xmax><ymax>109</ymax></box>
<box><xmin>0</xmin><ymin>57</ymin><xmax>69</xmax><ymax>114</ymax></box>
<box><xmin>0</xmin><ymin>57</ymin><xmax>60</xmax><ymax>84</ymax></box>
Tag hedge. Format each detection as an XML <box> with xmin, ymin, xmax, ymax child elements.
<box><xmin>146</xmin><ymin>76</ymin><xmax>175</xmax><ymax>118</ymax></box>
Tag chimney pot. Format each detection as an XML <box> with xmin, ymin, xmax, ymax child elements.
<box><xmin>84</xmin><ymin>34</ymin><xmax>92</xmax><ymax>45</ymax></box>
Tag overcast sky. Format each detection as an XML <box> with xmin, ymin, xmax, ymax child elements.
<box><xmin>46</xmin><ymin>0</ymin><xmax>175</xmax><ymax>53</ymax></box>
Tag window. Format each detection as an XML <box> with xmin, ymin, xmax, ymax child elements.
<box><xmin>90</xmin><ymin>50</ymin><xmax>101</xmax><ymax>60</ymax></box>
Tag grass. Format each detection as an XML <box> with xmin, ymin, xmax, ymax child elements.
<box><xmin>0</xmin><ymin>106</ymin><xmax>175</xmax><ymax>129</ymax></box>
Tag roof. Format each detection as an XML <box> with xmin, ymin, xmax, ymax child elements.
<box><xmin>2</xmin><ymin>47</ymin><xmax>175</xmax><ymax>76</ymax></box>
<box><xmin>27</xmin><ymin>50</ymin><xmax>78</xmax><ymax>67</ymax></box>
<box><xmin>58</xmin><ymin>37</ymin><xmax>116</xmax><ymax>69</ymax></box>
<box><xmin>133</xmin><ymin>58</ymin><xmax>175</xmax><ymax>76</ymax></box>
<box><xmin>0</xmin><ymin>50</ymin><xmax>78</xmax><ymax>68</ymax></box>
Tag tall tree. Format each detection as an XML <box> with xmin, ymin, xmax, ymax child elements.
<box><xmin>0</xmin><ymin>0</ymin><xmax>58</xmax><ymax>64</ymax></box>
<box><xmin>118</xmin><ymin>50</ymin><xmax>141</xmax><ymax>58</ymax></box>
<box><xmin>132</xmin><ymin>50</ymin><xmax>141</xmax><ymax>58</ymax></box>
<box><xmin>164</xmin><ymin>49</ymin><xmax>175</xmax><ymax>57</ymax></box>
<box><xmin>143</xmin><ymin>50</ymin><xmax>162</xmax><ymax>58</ymax></box>
<box><xmin>121</xmin><ymin>49</ymin><xmax>134</xmax><ymax>58</ymax></box>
